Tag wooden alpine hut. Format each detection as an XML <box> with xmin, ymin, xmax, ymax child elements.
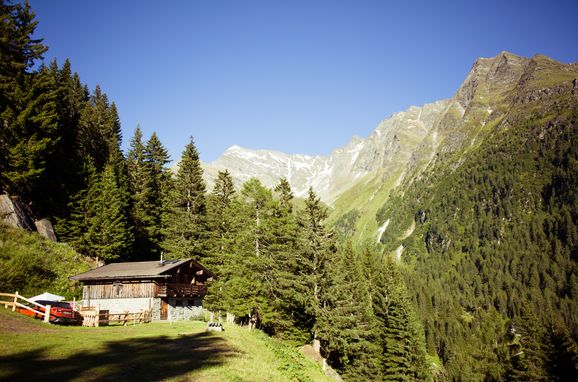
<box><xmin>70</xmin><ymin>258</ymin><xmax>213</xmax><ymax>321</ymax></box>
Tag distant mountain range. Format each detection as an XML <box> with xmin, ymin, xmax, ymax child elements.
<box><xmin>203</xmin><ymin>52</ymin><xmax>576</xmax><ymax>208</ymax></box>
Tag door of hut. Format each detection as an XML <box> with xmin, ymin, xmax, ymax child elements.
<box><xmin>161</xmin><ymin>299</ymin><xmax>168</xmax><ymax>320</ymax></box>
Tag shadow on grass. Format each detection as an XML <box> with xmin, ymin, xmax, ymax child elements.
<box><xmin>0</xmin><ymin>331</ymin><xmax>237</xmax><ymax>381</ymax></box>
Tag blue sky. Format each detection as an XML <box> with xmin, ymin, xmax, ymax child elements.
<box><xmin>30</xmin><ymin>0</ymin><xmax>578</xmax><ymax>162</ymax></box>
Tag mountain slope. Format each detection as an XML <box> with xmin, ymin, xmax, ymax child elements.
<box><xmin>364</xmin><ymin>53</ymin><xmax>578</xmax><ymax>379</ymax></box>
<box><xmin>331</xmin><ymin>52</ymin><xmax>578</xmax><ymax>241</ymax></box>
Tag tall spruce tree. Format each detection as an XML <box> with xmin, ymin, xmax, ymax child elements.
<box><xmin>206</xmin><ymin>170</ymin><xmax>237</xmax><ymax>267</ymax></box>
<box><xmin>205</xmin><ymin>178</ymin><xmax>273</xmax><ymax>326</ymax></box>
<box><xmin>76</xmin><ymin>85</ymin><xmax>118</xmax><ymax>171</ymax></box>
<box><xmin>317</xmin><ymin>242</ymin><xmax>383</xmax><ymax>380</ymax></box>
<box><xmin>298</xmin><ymin>187</ymin><xmax>335</xmax><ymax>343</ymax></box>
<box><xmin>234</xmin><ymin>178</ymin><xmax>274</xmax><ymax>326</ymax></box>
<box><xmin>143</xmin><ymin>132</ymin><xmax>171</xmax><ymax>257</ymax></box>
<box><xmin>162</xmin><ymin>137</ymin><xmax>207</xmax><ymax>260</ymax></box>
<box><xmin>127</xmin><ymin>126</ymin><xmax>149</xmax><ymax>256</ymax></box>
<box><xmin>267</xmin><ymin>178</ymin><xmax>309</xmax><ymax>339</ymax></box>
<box><xmin>0</xmin><ymin>0</ymin><xmax>46</xmax><ymax>88</ymax></box>
<box><xmin>0</xmin><ymin>63</ymin><xmax>60</xmax><ymax>200</ymax></box>
<box><xmin>57</xmin><ymin>161</ymin><xmax>99</xmax><ymax>255</ymax></box>
<box><xmin>204</xmin><ymin>170</ymin><xmax>240</xmax><ymax>314</ymax></box>
<box><xmin>84</xmin><ymin>161</ymin><xmax>133</xmax><ymax>263</ymax></box>
<box><xmin>127</xmin><ymin>128</ymin><xmax>171</xmax><ymax>260</ymax></box>
<box><xmin>376</xmin><ymin>256</ymin><xmax>430</xmax><ymax>381</ymax></box>
<box><xmin>37</xmin><ymin>60</ymin><xmax>88</xmax><ymax>219</ymax></box>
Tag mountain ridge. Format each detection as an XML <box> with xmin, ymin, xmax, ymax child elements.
<box><xmin>203</xmin><ymin>97</ymin><xmax>451</xmax><ymax>204</ymax></box>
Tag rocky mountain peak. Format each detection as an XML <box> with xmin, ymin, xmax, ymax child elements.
<box><xmin>456</xmin><ymin>51</ymin><xmax>529</xmax><ymax>109</ymax></box>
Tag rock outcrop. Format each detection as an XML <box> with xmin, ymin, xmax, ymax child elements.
<box><xmin>34</xmin><ymin>219</ymin><xmax>57</xmax><ymax>241</ymax></box>
<box><xmin>0</xmin><ymin>194</ymin><xmax>57</xmax><ymax>241</ymax></box>
<box><xmin>0</xmin><ymin>194</ymin><xmax>36</xmax><ymax>231</ymax></box>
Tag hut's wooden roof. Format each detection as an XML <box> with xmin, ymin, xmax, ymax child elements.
<box><xmin>70</xmin><ymin>259</ymin><xmax>212</xmax><ymax>281</ymax></box>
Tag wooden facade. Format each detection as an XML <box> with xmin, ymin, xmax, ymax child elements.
<box><xmin>82</xmin><ymin>281</ymin><xmax>209</xmax><ymax>300</ymax></box>
<box><xmin>82</xmin><ymin>280</ymin><xmax>158</xmax><ymax>300</ymax></box>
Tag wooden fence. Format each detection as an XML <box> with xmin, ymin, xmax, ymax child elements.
<box><xmin>1</xmin><ymin>292</ymin><xmax>151</xmax><ymax>327</ymax></box>
<box><xmin>80</xmin><ymin>306</ymin><xmax>152</xmax><ymax>327</ymax></box>
<box><xmin>0</xmin><ymin>291</ymin><xmax>52</xmax><ymax>323</ymax></box>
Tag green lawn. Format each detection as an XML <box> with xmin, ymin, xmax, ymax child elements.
<box><xmin>0</xmin><ymin>309</ymin><xmax>333</xmax><ymax>382</ymax></box>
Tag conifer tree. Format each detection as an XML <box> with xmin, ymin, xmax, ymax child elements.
<box><xmin>204</xmin><ymin>171</ymin><xmax>241</xmax><ymax>314</ymax></box>
<box><xmin>76</xmin><ymin>85</ymin><xmax>119</xmax><ymax>171</ymax></box>
<box><xmin>0</xmin><ymin>63</ymin><xmax>59</xmax><ymax>199</ymax></box>
<box><xmin>506</xmin><ymin>302</ymin><xmax>549</xmax><ymax>381</ymax></box>
<box><xmin>206</xmin><ymin>170</ymin><xmax>237</xmax><ymax>267</ymax></box>
<box><xmin>84</xmin><ymin>161</ymin><xmax>133</xmax><ymax>263</ymax></box>
<box><xmin>127</xmin><ymin>126</ymin><xmax>148</xmax><ymax>254</ymax></box>
<box><xmin>162</xmin><ymin>137</ymin><xmax>207</xmax><ymax>260</ymax></box>
<box><xmin>317</xmin><ymin>242</ymin><xmax>382</xmax><ymax>380</ymax></box>
<box><xmin>367</xmin><ymin>255</ymin><xmax>430</xmax><ymax>381</ymax></box>
<box><xmin>298</xmin><ymin>187</ymin><xmax>335</xmax><ymax>343</ymax></box>
<box><xmin>267</xmin><ymin>178</ymin><xmax>309</xmax><ymax>338</ymax></box>
<box><xmin>127</xmin><ymin>128</ymin><xmax>171</xmax><ymax>259</ymax></box>
<box><xmin>234</xmin><ymin>178</ymin><xmax>274</xmax><ymax>325</ymax></box>
<box><xmin>143</xmin><ymin>132</ymin><xmax>171</xmax><ymax>257</ymax></box>
<box><xmin>37</xmin><ymin>60</ymin><xmax>87</xmax><ymax>219</ymax></box>
<box><xmin>57</xmin><ymin>161</ymin><xmax>99</xmax><ymax>254</ymax></box>
<box><xmin>0</xmin><ymin>0</ymin><xmax>47</xmax><ymax>110</ymax></box>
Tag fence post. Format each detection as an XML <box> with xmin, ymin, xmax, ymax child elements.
<box><xmin>44</xmin><ymin>304</ymin><xmax>51</xmax><ymax>323</ymax></box>
<box><xmin>95</xmin><ymin>305</ymin><xmax>100</xmax><ymax>327</ymax></box>
<box><xmin>13</xmin><ymin>291</ymin><xmax>18</xmax><ymax>312</ymax></box>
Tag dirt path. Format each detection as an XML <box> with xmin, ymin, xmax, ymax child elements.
<box><xmin>0</xmin><ymin>309</ymin><xmax>58</xmax><ymax>333</ymax></box>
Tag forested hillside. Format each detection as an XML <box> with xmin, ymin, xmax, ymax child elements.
<box><xmin>371</xmin><ymin>59</ymin><xmax>578</xmax><ymax>379</ymax></box>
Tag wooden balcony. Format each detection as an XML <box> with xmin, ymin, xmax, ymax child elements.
<box><xmin>156</xmin><ymin>283</ymin><xmax>207</xmax><ymax>298</ymax></box>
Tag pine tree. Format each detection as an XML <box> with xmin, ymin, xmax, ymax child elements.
<box><xmin>0</xmin><ymin>0</ymin><xmax>47</xmax><ymax>109</ymax></box>
<box><xmin>127</xmin><ymin>126</ymin><xmax>149</xmax><ymax>255</ymax></box>
<box><xmin>371</xmin><ymin>255</ymin><xmax>430</xmax><ymax>381</ymax></box>
<box><xmin>0</xmin><ymin>62</ymin><xmax>60</xmax><ymax>198</ymax></box>
<box><xmin>162</xmin><ymin>137</ymin><xmax>207</xmax><ymax>260</ymax></box>
<box><xmin>143</xmin><ymin>132</ymin><xmax>171</xmax><ymax>257</ymax></box>
<box><xmin>235</xmin><ymin>178</ymin><xmax>274</xmax><ymax>326</ymax></box>
<box><xmin>506</xmin><ymin>302</ymin><xmax>550</xmax><ymax>381</ymax></box>
<box><xmin>204</xmin><ymin>170</ymin><xmax>240</xmax><ymax>314</ymax></box>
<box><xmin>127</xmin><ymin>128</ymin><xmax>171</xmax><ymax>260</ymax></box>
<box><xmin>37</xmin><ymin>60</ymin><xmax>87</xmax><ymax>219</ymax></box>
<box><xmin>76</xmin><ymin>85</ymin><xmax>119</xmax><ymax>171</ymax></box>
<box><xmin>298</xmin><ymin>187</ymin><xmax>335</xmax><ymax>343</ymax></box>
<box><xmin>267</xmin><ymin>178</ymin><xmax>310</xmax><ymax>339</ymax></box>
<box><xmin>57</xmin><ymin>161</ymin><xmax>99</xmax><ymax>254</ymax></box>
<box><xmin>317</xmin><ymin>242</ymin><xmax>383</xmax><ymax>380</ymax></box>
<box><xmin>206</xmin><ymin>170</ymin><xmax>237</xmax><ymax>267</ymax></box>
<box><xmin>84</xmin><ymin>161</ymin><xmax>133</xmax><ymax>263</ymax></box>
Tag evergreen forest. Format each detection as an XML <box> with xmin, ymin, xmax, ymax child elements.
<box><xmin>1</xmin><ymin>1</ymin><xmax>577</xmax><ymax>380</ymax></box>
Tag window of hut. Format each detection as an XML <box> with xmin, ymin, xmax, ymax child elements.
<box><xmin>113</xmin><ymin>281</ymin><xmax>123</xmax><ymax>297</ymax></box>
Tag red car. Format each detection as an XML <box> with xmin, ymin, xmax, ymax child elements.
<box><xmin>18</xmin><ymin>300</ymin><xmax>82</xmax><ymax>325</ymax></box>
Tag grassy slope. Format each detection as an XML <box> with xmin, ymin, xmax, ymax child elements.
<box><xmin>0</xmin><ymin>224</ymin><xmax>91</xmax><ymax>299</ymax></box>
<box><xmin>328</xmin><ymin>168</ymin><xmax>405</xmax><ymax>245</ymax></box>
<box><xmin>0</xmin><ymin>309</ymin><xmax>332</xmax><ymax>382</ymax></box>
